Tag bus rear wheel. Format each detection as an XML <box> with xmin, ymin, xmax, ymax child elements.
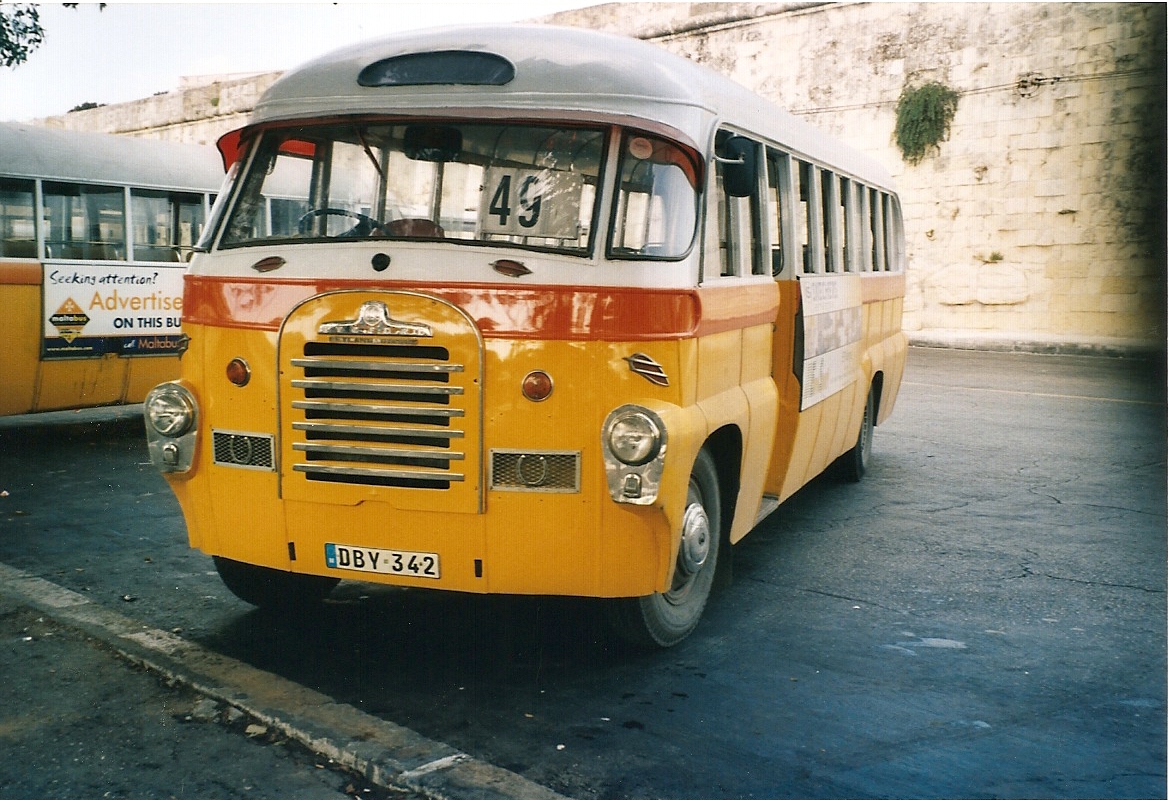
<box><xmin>608</xmin><ymin>448</ymin><xmax>722</xmax><ymax>648</ymax></box>
<box><xmin>835</xmin><ymin>385</ymin><xmax>875</xmax><ymax>483</ymax></box>
<box><xmin>213</xmin><ymin>556</ymin><xmax>339</xmax><ymax>610</ymax></box>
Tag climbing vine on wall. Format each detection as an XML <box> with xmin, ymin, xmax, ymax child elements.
<box><xmin>894</xmin><ymin>82</ymin><xmax>960</xmax><ymax>165</ymax></box>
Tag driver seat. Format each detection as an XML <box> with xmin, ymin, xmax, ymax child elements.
<box><xmin>387</xmin><ymin>218</ymin><xmax>444</xmax><ymax>238</ymax></box>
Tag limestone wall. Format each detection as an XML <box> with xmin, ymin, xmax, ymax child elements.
<box><xmin>41</xmin><ymin>2</ymin><xmax>1166</xmax><ymax>352</ymax></box>
<box><xmin>39</xmin><ymin>71</ymin><xmax>281</xmax><ymax>146</ymax></box>
<box><xmin>543</xmin><ymin>2</ymin><xmax>1167</xmax><ymax>352</ymax></box>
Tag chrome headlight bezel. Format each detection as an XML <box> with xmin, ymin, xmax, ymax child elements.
<box><xmin>602</xmin><ymin>405</ymin><xmax>668</xmax><ymax>505</ymax></box>
<box><xmin>606</xmin><ymin>410</ymin><xmax>662</xmax><ymax>466</ymax></box>
<box><xmin>144</xmin><ymin>383</ymin><xmax>196</xmax><ymax>437</ymax></box>
<box><xmin>143</xmin><ymin>382</ymin><xmax>199</xmax><ymax>473</ymax></box>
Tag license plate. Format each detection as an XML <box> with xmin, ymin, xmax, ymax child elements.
<box><xmin>325</xmin><ymin>543</ymin><xmax>440</xmax><ymax>579</ymax></box>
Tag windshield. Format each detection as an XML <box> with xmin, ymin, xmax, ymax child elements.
<box><xmin>218</xmin><ymin>122</ymin><xmax>605</xmax><ymax>254</ymax></box>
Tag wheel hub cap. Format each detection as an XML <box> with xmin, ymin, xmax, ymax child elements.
<box><xmin>678</xmin><ymin>502</ymin><xmax>711</xmax><ymax>576</ymax></box>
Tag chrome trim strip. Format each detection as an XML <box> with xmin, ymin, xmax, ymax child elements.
<box><xmin>291</xmin><ymin>379</ymin><xmax>464</xmax><ymax>396</ymax></box>
<box><xmin>292</xmin><ymin>421</ymin><xmax>465</xmax><ymax>440</ymax></box>
<box><xmin>293</xmin><ymin>464</ymin><xmax>465</xmax><ymax>482</ymax></box>
<box><xmin>291</xmin><ymin>400</ymin><xmax>464</xmax><ymax>418</ymax></box>
<box><xmin>293</xmin><ymin>442</ymin><xmax>464</xmax><ymax>461</ymax></box>
<box><xmin>290</xmin><ymin>358</ymin><xmax>464</xmax><ymax>375</ymax></box>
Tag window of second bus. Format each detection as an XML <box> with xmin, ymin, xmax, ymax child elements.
<box><xmin>132</xmin><ymin>189</ymin><xmax>206</xmax><ymax>262</ymax></box>
<box><xmin>42</xmin><ymin>182</ymin><xmax>125</xmax><ymax>261</ymax></box>
<box><xmin>0</xmin><ymin>178</ymin><xmax>36</xmax><ymax>259</ymax></box>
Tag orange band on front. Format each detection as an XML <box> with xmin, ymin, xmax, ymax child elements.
<box><xmin>183</xmin><ymin>276</ymin><xmax>779</xmax><ymax>341</ymax></box>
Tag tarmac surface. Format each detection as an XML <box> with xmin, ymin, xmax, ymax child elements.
<box><xmin>0</xmin><ymin>346</ymin><xmax>1164</xmax><ymax>800</ymax></box>
<box><xmin>0</xmin><ymin>558</ymin><xmax>562</xmax><ymax>800</ymax></box>
<box><xmin>0</xmin><ymin>593</ymin><xmax>404</xmax><ymax>800</ymax></box>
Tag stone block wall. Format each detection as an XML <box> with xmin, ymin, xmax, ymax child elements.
<box><xmin>39</xmin><ymin>71</ymin><xmax>282</xmax><ymax>146</ymax></box>
<box><xmin>546</xmin><ymin>2</ymin><xmax>1167</xmax><ymax>352</ymax></box>
<box><xmin>40</xmin><ymin>2</ymin><xmax>1166</xmax><ymax>352</ymax></box>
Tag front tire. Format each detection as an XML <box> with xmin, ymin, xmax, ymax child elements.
<box><xmin>608</xmin><ymin>448</ymin><xmax>722</xmax><ymax>648</ymax></box>
<box><xmin>213</xmin><ymin>556</ymin><xmax>339</xmax><ymax>610</ymax></box>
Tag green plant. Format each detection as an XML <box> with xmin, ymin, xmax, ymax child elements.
<box><xmin>894</xmin><ymin>82</ymin><xmax>960</xmax><ymax>165</ymax></box>
<box><xmin>67</xmin><ymin>101</ymin><xmax>104</xmax><ymax>113</ymax></box>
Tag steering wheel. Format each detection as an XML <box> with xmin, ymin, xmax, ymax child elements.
<box><xmin>297</xmin><ymin>208</ymin><xmax>388</xmax><ymax>237</ymax></box>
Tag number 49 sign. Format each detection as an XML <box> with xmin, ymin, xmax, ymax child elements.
<box><xmin>479</xmin><ymin>168</ymin><xmax>582</xmax><ymax>240</ymax></box>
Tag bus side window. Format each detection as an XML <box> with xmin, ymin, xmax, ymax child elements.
<box><xmin>856</xmin><ymin>184</ymin><xmax>872</xmax><ymax>272</ymax></box>
<box><xmin>799</xmin><ymin>161</ymin><xmax>823</xmax><ymax>274</ymax></box>
<box><xmin>0</xmin><ymin>177</ymin><xmax>36</xmax><ymax>259</ymax></box>
<box><xmin>884</xmin><ymin>193</ymin><xmax>905</xmax><ymax>271</ymax></box>
<box><xmin>870</xmin><ymin>188</ymin><xmax>886</xmax><ymax>272</ymax></box>
<box><xmin>43</xmin><ymin>181</ymin><xmax>126</xmax><ymax>261</ymax></box>
<box><xmin>765</xmin><ymin>149</ymin><xmax>784</xmax><ymax>276</ymax></box>
<box><xmin>713</xmin><ymin>131</ymin><xmax>762</xmax><ymax>278</ymax></box>
<box><xmin>820</xmin><ymin>169</ymin><xmax>842</xmax><ymax>273</ymax></box>
<box><xmin>841</xmin><ymin>177</ymin><xmax>861</xmax><ymax>272</ymax></box>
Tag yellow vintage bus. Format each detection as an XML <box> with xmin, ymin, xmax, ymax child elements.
<box><xmin>144</xmin><ymin>25</ymin><xmax>907</xmax><ymax>646</ymax></box>
<box><xmin>0</xmin><ymin>122</ymin><xmax>223</xmax><ymax>416</ymax></box>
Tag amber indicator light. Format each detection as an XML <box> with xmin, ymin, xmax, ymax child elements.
<box><xmin>521</xmin><ymin>370</ymin><xmax>553</xmax><ymax>402</ymax></box>
<box><xmin>226</xmin><ymin>358</ymin><xmax>251</xmax><ymax>387</ymax></box>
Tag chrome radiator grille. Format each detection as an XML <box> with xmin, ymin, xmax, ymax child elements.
<box><xmin>288</xmin><ymin>340</ymin><xmax>468</xmax><ymax>490</ymax></box>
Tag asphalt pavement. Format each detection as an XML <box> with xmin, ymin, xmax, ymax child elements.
<box><xmin>0</xmin><ymin>347</ymin><xmax>1163</xmax><ymax>800</ymax></box>
<box><xmin>0</xmin><ymin>571</ymin><xmax>418</xmax><ymax>800</ymax></box>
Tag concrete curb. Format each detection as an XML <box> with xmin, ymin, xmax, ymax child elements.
<box><xmin>907</xmin><ymin>331</ymin><xmax>1162</xmax><ymax>359</ymax></box>
<box><xmin>0</xmin><ymin>562</ymin><xmax>572</xmax><ymax>800</ymax></box>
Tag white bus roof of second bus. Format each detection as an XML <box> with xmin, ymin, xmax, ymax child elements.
<box><xmin>248</xmin><ymin>24</ymin><xmax>895</xmax><ymax>191</ymax></box>
<box><xmin>0</xmin><ymin>122</ymin><xmax>224</xmax><ymax>193</ymax></box>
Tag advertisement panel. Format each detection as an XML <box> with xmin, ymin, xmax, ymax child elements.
<box><xmin>800</xmin><ymin>274</ymin><xmax>862</xmax><ymax>410</ymax></box>
<box><xmin>42</xmin><ymin>264</ymin><xmax>185</xmax><ymax>359</ymax></box>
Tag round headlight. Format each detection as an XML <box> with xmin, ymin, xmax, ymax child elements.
<box><xmin>607</xmin><ymin>411</ymin><xmax>662</xmax><ymax>466</ymax></box>
<box><xmin>144</xmin><ymin>384</ymin><xmax>195</xmax><ymax>437</ymax></box>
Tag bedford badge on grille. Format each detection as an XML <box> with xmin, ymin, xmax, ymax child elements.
<box><xmin>319</xmin><ymin>300</ymin><xmax>432</xmax><ymax>338</ymax></box>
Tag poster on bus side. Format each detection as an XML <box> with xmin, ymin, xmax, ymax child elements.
<box><xmin>41</xmin><ymin>264</ymin><xmax>186</xmax><ymax>359</ymax></box>
<box><xmin>799</xmin><ymin>274</ymin><xmax>862</xmax><ymax>410</ymax></box>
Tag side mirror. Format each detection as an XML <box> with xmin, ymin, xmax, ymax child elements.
<box><xmin>718</xmin><ymin>135</ymin><xmax>757</xmax><ymax>198</ymax></box>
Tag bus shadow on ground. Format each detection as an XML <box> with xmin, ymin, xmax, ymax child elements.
<box><xmin>198</xmin><ymin>464</ymin><xmax>878</xmax><ymax>709</ymax></box>
<box><xmin>202</xmin><ymin>585</ymin><xmax>643</xmax><ymax>696</ymax></box>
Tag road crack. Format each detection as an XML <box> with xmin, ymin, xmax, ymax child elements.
<box><xmin>1013</xmin><ymin>565</ymin><xmax>1164</xmax><ymax>593</ymax></box>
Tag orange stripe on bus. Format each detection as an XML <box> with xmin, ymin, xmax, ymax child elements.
<box><xmin>694</xmin><ymin>282</ymin><xmax>780</xmax><ymax>336</ymax></box>
<box><xmin>0</xmin><ymin>261</ymin><xmax>41</xmax><ymax>285</ymax></box>
<box><xmin>861</xmin><ymin>271</ymin><xmax>906</xmax><ymax>303</ymax></box>
<box><xmin>183</xmin><ymin>276</ymin><xmax>779</xmax><ymax>341</ymax></box>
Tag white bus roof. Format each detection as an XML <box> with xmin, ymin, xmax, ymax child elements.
<box><xmin>0</xmin><ymin>122</ymin><xmax>223</xmax><ymax>193</ymax></box>
<box><xmin>248</xmin><ymin>24</ymin><xmax>893</xmax><ymax>190</ymax></box>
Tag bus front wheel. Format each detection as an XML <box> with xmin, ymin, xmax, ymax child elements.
<box><xmin>213</xmin><ymin>556</ymin><xmax>339</xmax><ymax>610</ymax></box>
<box><xmin>608</xmin><ymin>448</ymin><xmax>722</xmax><ymax>648</ymax></box>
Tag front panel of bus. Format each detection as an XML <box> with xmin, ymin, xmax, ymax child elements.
<box><xmin>145</xmin><ymin>119</ymin><xmax>780</xmax><ymax>600</ymax></box>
